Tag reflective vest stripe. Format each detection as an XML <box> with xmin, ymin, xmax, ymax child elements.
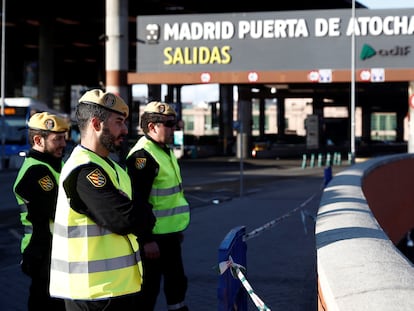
<box><xmin>19</xmin><ymin>203</ymin><xmax>28</xmax><ymax>212</ymax></box>
<box><xmin>150</xmin><ymin>183</ymin><xmax>183</xmax><ymax>196</ymax></box>
<box><xmin>153</xmin><ymin>205</ymin><xmax>190</xmax><ymax>218</ymax></box>
<box><xmin>51</xmin><ymin>253</ymin><xmax>140</xmax><ymax>274</ymax></box>
<box><xmin>53</xmin><ymin>222</ymin><xmax>112</xmax><ymax>238</ymax></box>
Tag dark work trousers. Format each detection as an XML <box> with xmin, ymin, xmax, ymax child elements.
<box><xmin>21</xmin><ymin>248</ymin><xmax>65</xmax><ymax>310</ymax></box>
<box><xmin>28</xmin><ymin>274</ymin><xmax>65</xmax><ymax>310</ymax></box>
<box><xmin>64</xmin><ymin>294</ymin><xmax>137</xmax><ymax>311</ymax></box>
<box><xmin>136</xmin><ymin>233</ymin><xmax>189</xmax><ymax>311</ymax></box>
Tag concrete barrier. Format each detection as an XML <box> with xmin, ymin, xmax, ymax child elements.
<box><xmin>316</xmin><ymin>153</ymin><xmax>414</xmax><ymax>311</ymax></box>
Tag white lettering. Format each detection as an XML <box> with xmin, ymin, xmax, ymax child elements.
<box><xmin>295</xmin><ymin>19</ymin><xmax>309</xmax><ymax>37</ymax></box>
<box><xmin>221</xmin><ymin>22</ymin><xmax>234</xmax><ymax>39</ymax></box>
<box><xmin>238</xmin><ymin>21</ymin><xmax>250</xmax><ymax>38</ymax></box>
<box><xmin>315</xmin><ymin>18</ymin><xmax>329</xmax><ymax>37</ymax></box>
<box><xmin>163</xmin><ymin>21</ymin><xmax>235</xmax><ymax>41</ymax></box>
<box><xmin>328</xmin><ymin>18</ymin><xmax>341</xmax><ymax>37</ymax></box>
<box><xmin>274</xmin><ymin>20</ymin><xmax>287</xmax><ymax>38</ymax></box>
<box><xmin>249</xmin><ymin>20</ymin><xmax>263</xmax><ymax>39</ymax></box>
<box><xmin>263</xmin><ymin>20</ymin><xmax>274</xmax><ymax>38</ymax></box>
<box><xmin>179</xmin><ymin>23</ymin><xmax>192</xmax><ymax>40</ymax></box>
<box><xmin>369</xmin><ymin>16</ymin><xmax>383</xmax><ymax>36</ymax></box>
<box><xmin>204</xmin><ymin>22</ymin><xmax>215</xmax><ymax>40</ymax></box>
<box><xmin>314</xmin><ymin>18</ymin><xmax>340</xmax><ymax>37</ymax></box>
<box><xmin>285</xmin><ymin>19</ymin><xmax>298</xmax><ymax>37</ymax></box>
<box><xmin>357</xmin><ymin>17</ymin><xmax>371</xmax><ymax>36</ymax></box>
<box><xmin>395</xmin><ymin>16</ymin><xmax>409</xmax><ymax>35</ymax></box>
<box><xmin>163</xmin><ymin>14</ymin><xmax>414</xmax><ymax>42</ymax></box>
<box><xmin>346</xmin><ymin>15</ymin><xmax>414</xmax><ymax>36</ymax></box>
<box><xmin>409</xmin><ymin>16</ymin><xmax>414</xmax><ymax>34</ymax></box>
<box><xmin>346</xmin><ymin>17</ymin><xmax>356</xmax><ymax>36</ymax></box>
<box><xmin>237</xmin><ymin>19</ymin><xmax>309</xmax><ymax>39</ymax></box>
<box><xmin>383</xmin><ymin>16</ymin><xmax>395</xmax><ymax>35</ymax></box>
<box><xmin>191</xmin><ymin>23</ymin><xmax>203</xmax><ymax>40</ymax></box>
<box><xmin>164</xmin><ymin>23</ymin><xmax>179</xmax><ymax>40</ymax></box>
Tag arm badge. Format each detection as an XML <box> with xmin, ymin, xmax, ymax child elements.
<box><xmin>135</xmin><ymin>158</ymin><xmax>147</xmax><ymax>170</ymax></box>
<box><xmin>86</xmin><ymin>168</ymin><xmax>107</xmax><ymax>188</ymax></box>
<box><xmin>38</xmin><ymin>175</ymin><xmax>54</xmax><ymax>191</ymax></box>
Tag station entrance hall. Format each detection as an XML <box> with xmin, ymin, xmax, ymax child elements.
<box><xmin>128</xmin><ymin>8</ymin><xmax>414</xmax><ymax>158</ymax></box>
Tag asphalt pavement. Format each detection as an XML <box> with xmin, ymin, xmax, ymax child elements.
<box><xmin>0</xmin><ymin>156</ymin><xmax>337</xmax><ymax>311</ymax></box>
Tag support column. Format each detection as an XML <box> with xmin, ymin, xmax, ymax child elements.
<box><xmin>396</xmin><ymin>107</ymin><xmax>405</xmax><ymax>143</ymax></box>
<box><xmin>165</xmin><ymin>85</ymin><xmax>182</xmax><ymax>120</ymax></box>
<box><xmin>395</xmin><ymin>89</ymin><xmax>407</xmax><ymax>143</ymax></box>
<box><xmin>312</xmin><ymin>96</ymin><xmax>324</xmax><ymax>151</ymax></box>
<box><xmin>361</xmin><ymin>103</ymin><xmax>371</xmax><ymax>144</ymax></box>
<box><xmin>219</xmin><ymin>84</ymin><xmax>234</xmax><ymax>155</ymax></box>
<box><xmin>105</xmin><ymin>0</ymin><xmax>129</xmax><ymax>161</ymax></box>
<box><xmin>165</xmin><ymin>85</ymin><xmax>174</xmax><ymax>103</ymax></box>
<box><xmin>237</xmin><ymin>85</ymin><xmax>252</xmax><ymax>159</ymax></box>
<box><xmin>408</xmin><ymin>82</ymin><xmax>414</xmax><ymax>153</ymax></box>
<box><xmin>105</xmin><ymin>0</ymin><xmax>128</xmax><ymax>100</ymax></box>
<box><xmin>148</xmin><ymin>84</ymin><xmax>162</xmax><ymax>102</ymax></box>
<box><xmin>259</xmin><ymin>97</ymin><xmax>265</xmax><ymax>138</ymax></box>
<box><xmin>38</xmin><ymin>15</ymin><xmax>54</xmax><ymax>107</ymax></box>
<box><xmin>175</xmin><ymin>85</ymin><xmax>182</xmax><ymax>121</ymax></box>
<box><xmin>277</xmin><ymin>96</ymin><xmax>285</xmax><ymax>141</ymax></box>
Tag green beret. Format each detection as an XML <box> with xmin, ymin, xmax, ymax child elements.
<box><xmin>78</xmin><ymin>89</ymin><xmax>129</xmax><ymax>118</ymax></box>
<box><xmin>28</xmin><ymin>112</ymin><xmax>69</xmax><ymax>133</ymax></box>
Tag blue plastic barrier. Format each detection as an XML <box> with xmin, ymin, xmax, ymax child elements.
<box><xmin>217</xmin><ymin>225</ymin><xmax>247</xmax><ymax>311</ymax></box>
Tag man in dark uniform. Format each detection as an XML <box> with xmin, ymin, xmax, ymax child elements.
<box><xmin>126</xmin><ymin>101</ymin><xmax>190</xmax><ymax>311</ymax></box>
<box><xmin>13</xmin><ymin>111</ymin><xmax>69</xmax><ymax>310</ymax></box>
<box><xmin>49</xmin><ymin>89</ymin><xmax>144</xmax><ymax>311</ymax></box>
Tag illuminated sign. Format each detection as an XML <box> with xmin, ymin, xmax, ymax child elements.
<box><xmin>136</xmin><ymin>9</ymin><xmax>414</xmax><ymax>73</ymax></box>
<box><xmin>4</xmin><ymin>107</ymin><xmax>16</xmax><ymax>115</ymax></box>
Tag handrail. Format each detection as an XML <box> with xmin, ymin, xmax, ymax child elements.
<box><xmin>316</xmin><ymin>153</ymin><xmax>414</xmax><ymax>311</ymax></box>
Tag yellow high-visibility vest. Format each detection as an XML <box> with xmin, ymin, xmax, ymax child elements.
<box><xmin>13</xmin><ymin>157</ymin><xmax>61</xmax><ymax>253</ymax></box>
<box><xmin>50</xmin><ymin>145</ymin><xmax>143</xmax><ymax>300</ymax></box>
<box><xmin>128</xmin><ymin>136</ymin><xmax>190</xmax><ymax>234</ymax></box>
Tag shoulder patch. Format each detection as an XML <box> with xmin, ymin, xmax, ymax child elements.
<box><xmin>135</xmin><ymin>158</ymin><xmax>147</xmax><ymax>170</ymax></box>
<box><xmin>38</xmin><ymin>175</ymin><xmax>54</xmax><ymax>191</ymax></box>
<box><xmin>86</xmin><ymin>168</ymin><xmax>107</xmax><ymax>187</ymax></box>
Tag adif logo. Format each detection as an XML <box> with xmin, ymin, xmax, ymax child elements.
<box><xmin>360</xmin><ymin>44</ymin><xmax>411</xmax><ymax>60</ymax></box>
<box><xmin>146</xmin><ymin>24</ymin><xmax>160</xmax><ymax>44</ymax></box>
<box><xmin>360</xmin><ymin>44</ymin><xmax>376</xmax><ymax>60</ymax></box>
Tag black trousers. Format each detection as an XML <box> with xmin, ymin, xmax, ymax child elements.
<box><xmin>136</xmin><ymin>233</ymin><xmax>188</xmax><ymax>311</ymax></box>
<box><xmin>64</xmin><ymin>294</ymin><xmax>137</xmax><ymax>311</ymax></box>
<box><xmin>21</xmin><ymin>249</ymin><xmax>65</xmax><ymax>311</ymax></box>
<box><xmin>28</xmin><ymin>275</ymin><xmax>65</xmax><ymax>310</ymax></box>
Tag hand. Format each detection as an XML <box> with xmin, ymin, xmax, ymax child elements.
<box><xmin>143</xmin><ymin>241</ymin><xmax>160</xmax><ymax>259</ymax></box>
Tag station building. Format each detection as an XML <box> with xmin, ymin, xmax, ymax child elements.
<box><xmin>3</xmin><ymin>2</ymin><xmax>414</xmax><ymax>158</ymax></box>
<box><xmin>128</xmin><ymin>8</ymin><xmax>414</xmax><ymax>157</ymax></box>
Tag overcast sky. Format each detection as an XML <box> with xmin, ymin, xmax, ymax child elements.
<box><xmin>358</xmin><ymin>0</ymin><xmax>414</xmax><ymax>9</ymax></box>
